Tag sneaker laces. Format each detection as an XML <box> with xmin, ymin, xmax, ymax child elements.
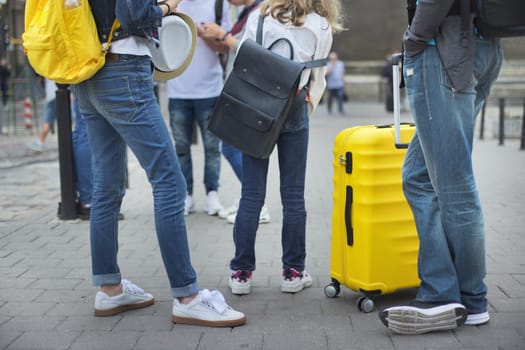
<box><xmin>283</xmin><ymin>268</ymin><xmax>302</xmax><ymax>281</ymax></box>
<box><xmin>198</xmin><ymin>289</ymin><xmax>229</xmax><ymax>314</ymax></box>
<box><xmin>121</xmin><ymin>279</ymin><xmax>145</xmax><ymax>296</ymax></box>
<box><xmin>232</xmin><ymin>270</ymin><xmax>251</xmax><ymax>282</ymax></box>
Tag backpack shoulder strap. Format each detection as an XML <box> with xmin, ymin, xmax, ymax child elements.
<box><xmin>303</xmin><ymin>58</ymin><xmax>329</xmax><ymax>68</ymax></box>
<box><xmin>257</xmin><ymin>16</ymin><xmax>327</xmax><ymax>68</ymax></box>
<box><xmin>256</xmin><ymin>15</ymin><xmax>264</xmax><ymax>44</ymax></box>
<box><xmin>215</xmin><ymin>0</ymin><xmax>223</xmax><ymax>25</ymax></box>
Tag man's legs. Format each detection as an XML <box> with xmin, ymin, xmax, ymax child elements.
<box><xmin>380</xmin><ymin>41</ymin><xmax>503</xmax><ymax>334</ymax></box>
<box><xmin>336</xmin><ymin>87</ymin><xmax>345</xmax><ymax>114</ymax></box>
<box><xmin>194</xmin><ymin>97</ymin><xmax>221</xmax><ymax>194</ymax></box>
<box><xmin>169</xmin><ymin>98</ymin><xmax>194</xmax><ymax>195</ymax></box>
<box><xmin>72</xmin><ymin>102</ymin><xmax>93</xmax><ymax>208</ymax></box>
<box><xmin>194</xmin><ymin>97</ymin><xmax>223</xmax><ymax>215</ymax></box>
<box><xmin>327</xmin><ymin>89</ymin><xmax>334</xmax><ymax>114</ymax></box>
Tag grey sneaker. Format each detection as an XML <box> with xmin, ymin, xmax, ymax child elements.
<box><xmin>94</xmin><ymin>279</ymin><xmax>154</xmax><ymax>316</ymax></box>
<box><xmin>379</xmin><ymin>301</ymin><xmax>467</xmax><ymax>334</ymax></box>
<box><xmin>172</xmin><ymin>289</ymin><xmax>246</xmax><ymax>327</ymax></box>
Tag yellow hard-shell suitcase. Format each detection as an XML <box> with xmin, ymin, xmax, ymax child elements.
<box><xmin>324</xmin><ymin>55</ymin><xmax>420</xmax><ymax>312</ymax></box>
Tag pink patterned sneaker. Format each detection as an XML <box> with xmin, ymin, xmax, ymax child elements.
<box><xmin>281</xmin><ymin>268</ymin><xmax>312</xmax><ymax>293</ymax></box>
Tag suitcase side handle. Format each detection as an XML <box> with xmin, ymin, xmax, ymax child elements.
<box><xmin>392</xmin><ymin>53</ymin><xmax>410</xmax><ymax>149</ymax></box>
<box><xmin>345</xmin><ymin>186</ymin><xmax>354</xmax><ymax>246</ymax></box>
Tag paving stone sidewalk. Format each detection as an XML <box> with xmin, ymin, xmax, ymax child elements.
<box><xmin>0</xmin><ymin>102</ymin><xmax>524</xmax><ymax>350</ymax></box>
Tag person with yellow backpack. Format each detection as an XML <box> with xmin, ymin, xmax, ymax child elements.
<box><xmin>25</xmin><ymin>0</ymin><xmax>246</xmax><ymax>327</ymax></box>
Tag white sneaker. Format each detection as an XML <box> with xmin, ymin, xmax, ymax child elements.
<box><xmin>226</xmin><ymin>212</ymin><xmax>236</xmax><ymax>224</ymax></box>
<box><xmin>226</xmin><ymin>205</ymin><xmax>271</xmax><ymax>224</ymax></box>
<box><xmin>259</xmin><ymin>205</ymin><xmax>271</xmax><ymax>223</ymax></box>
<box><xmin>281</xmin><ymin>268</ymin><xmax>313</xmax><ymax>293</ymax></box>
<box><xmin>465</xmin><ymin>311</ymin><xmax>490</xmax><ymax>325</ymax></box>
<box><xmin>94</xmin><ymin>279</ymin><xmax>155</xmax><ymax>316</ymax></box>
<box><xmin>379</xmin><ymin>302</ymin><xmax>467</xmax><ymax>334</ymax></box>
<box><xmin>206</xmin><ymin>191</ymin><xmax>224</xmax><ymax>216</ymax></box>
<box><xmin>218</xmin><ymin>201</ymin><xmax>238</xmax><ymax>219</ymax></box>
<box><xmin>184</xmin><ymin>194</ymin><xmax>195</xmax><ymax>216</ymax></box>
<box><xmin>26</xmin><ymin>140</ymin><xmax>44</xmax><ymax>153</ymax></box>
<box><xmin>229</xmin><ymin>270</ymin><xmax>252</xmax><ymax>295</ymax></box>
<box><xmin>172</xmin><ymin>289</ymin><xmax>246</xmax><ymax>327</ymax></box>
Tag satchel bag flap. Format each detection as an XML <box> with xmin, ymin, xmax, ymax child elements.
<box><xmin>209</xmin><ymin>91</ymin><xmax>278</xmax><ymax>158</ymax></box>
<box><xmin>476</xmin><ymin>0</ymin><xmax>525</xmax><ymax>27</ymax></box>
<box><xmin>233</xmin><ymin>39</ymin><xmax>304</xmax><ymax>99</ymax></box>
<box><xmin>222</xmin><ymin>92</ymin><xmax>275</xmax><ymax>132</ymax></box>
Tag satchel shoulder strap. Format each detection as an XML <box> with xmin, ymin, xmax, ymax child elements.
<box><xmin>256</xmin><ymin>15</ymin><xmax>327</xmax><ymax>68</ymax></box>
<box><xmin>215</xmin><ymin>0</ymin><xmax>224</xmax><ymax>25</ymax></box>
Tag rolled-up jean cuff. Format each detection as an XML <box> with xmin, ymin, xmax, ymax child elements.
<box><xmin>92</xmin><ymin>273</ymin><xmax>122</xmax><ymax>286</ymax></box>
<box><xmin>171</xmin><ymin>282</ymin><xmax>200</xmax><ymax>299</ymax></box>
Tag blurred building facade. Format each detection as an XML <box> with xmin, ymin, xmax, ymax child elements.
<box><xmin>334</xmin><ymin>0</ymin><xmax>525</xmax><ymax>61</ymax></box>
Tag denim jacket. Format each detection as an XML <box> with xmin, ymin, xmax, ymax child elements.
<box><xmin>90</xmin><ymin>0</ymin><xmax>163</xmax><ymax>44</ymax></box>
<box><xmin>403</xmin><ymin>0</ymin><xmax>478</xmax><ymax>92</ymax></box>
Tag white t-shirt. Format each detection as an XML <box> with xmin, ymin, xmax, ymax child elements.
<box><xmin>240</xmin><ymin>8</ymin><xmax>333</xmax><ymax>111</ymax></box>
<box><xmin>110</xmin><ymin>36</ymin><xmax>152</xmax><ymax>57</ymax></box>
<box><xmin>167</xmin><ymin>0</ymin><xmax>232</xmax><ymax>99</ymax></box>
<box><xmin>45</xmin><ymin>79</ymin><xmax>57</xmax><ymax>102</ymax></box>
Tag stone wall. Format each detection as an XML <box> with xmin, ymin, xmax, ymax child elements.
<box><xmin>334</xmin><ymin>0</ymin><xmax>525</xmax><ymax>61</ymax></box>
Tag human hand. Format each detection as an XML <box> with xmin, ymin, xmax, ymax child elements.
<box><xmin>199</xmin><ymin>22</ymin><xmax>226</xmax><ymax>41</ymax></box>
<box><xmin>403</xmin><ymin>27</ymin><xmax>427</xmax><ymax>58</ymax></box>
<box><xmin>159</xmin><ymin>0</ymin><xmax>180</xmax><ymax>16</ymax></box>
<box><xmin>197</xmin><ymin>23</ymin><xmax>228</xmax><ymax>53</ymax></box>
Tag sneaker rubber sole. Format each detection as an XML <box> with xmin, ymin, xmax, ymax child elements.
<box><xmin>379</xmin><ymin>303</ymin><xmax>467</xmax><ymax>334</ymax></box>
<box><xmin>171</xmin><ymin>314</ymin><xmax>246</xmax><ymax>327</ymax></box>
<box><xmin>94</xmin><ymin>298</ymin><xmax>155</xmax><ymax>316</ymax></box>
<box><xmin>229</xmin><ymin>278</ymin><xmax>251</xmax><ymax>295</ymax></box>
<box><xmin>465</xmin><ymin>311</ymin><xmax>490</xmax><ymax>325</ymax></box>
<box><xmin>281</xmin><ymin>272</ymin><xmax>313</xmax><ymax>293</ymax></box>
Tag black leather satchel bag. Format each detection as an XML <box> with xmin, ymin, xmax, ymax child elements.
<box><xmin>208</xmin><ymin>16</ymin><xmax>327</xmax><ymax>159</ymax></box>
<box><xmin>474</xmin><ymin>0</ymin><xmax>525</xmax><ymax>38</ymax></box>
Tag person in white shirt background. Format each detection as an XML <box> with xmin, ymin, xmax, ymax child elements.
<box><xmin>167</xmin><ymin>0</ymin><xmax>232</xmax><ymax>216</ymax></box>
<box><xmin>325</xmin><ymin>51</ymin><xmax>346</xmax><ymax>115</ymax></box>
<box><xmin>27</xmin><ymin>78</ymin><xmax>58</xmax><ymax>152</ymax></box>
<box><xmin>199</xmin><ymin>0</ymin><xmax>272</xmax><ymax>226</ymax></box>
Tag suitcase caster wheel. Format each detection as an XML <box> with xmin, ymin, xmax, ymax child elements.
<box><xmin>357</xmin><ymin>296</ymin><xmax>374</xmax><ymax>313</ymax></box>
<box><xmin>324</xmin><ymin>283</ymin><xmax>340</xmax><ymax>298</ymax></box>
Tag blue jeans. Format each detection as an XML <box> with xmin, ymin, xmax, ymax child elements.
<box><xmin>72</xmin><ymin>100</ymin><xmax>92</xmax><ymax>205</ymax></box>
<box><xmin>73</xmin><ymin>55</ymin><xmax>199</xmax><ymax>298</ymax></box>
<box><xmin>222</xmin><ymin>142</ymin><xmax>242</xmax><ymax>182</ymax></box>
<box><xmin>44</xmin><ymin>99</ymin><xmax>57</xmax><ymax>124</ymax></box>
<box><xmin>230</xmin><ymin>102</ymin><xmax>309</xmax><ymax>272</ymax></box>
<box><xmin>402</xmin><ymin>40</ymin><xmax>502</xmax><ymax>314</ymax></box>
<box><xmin>327</xmin><ymin>87</ymin><xmax>344</xmax><ymax>114</ymax></box>
<box><xmin>168</xmin><ymin>98</ymin><xmax>221</xmax><ymax>195</ymax></box>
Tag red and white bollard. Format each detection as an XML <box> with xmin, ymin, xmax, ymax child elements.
<box><xmin>24</xmin><ymin>98</ymin><xmax>33</xmax><ymax>129</ymax></box>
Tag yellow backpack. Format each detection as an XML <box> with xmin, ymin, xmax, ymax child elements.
<box><xmin>22</xmin><ymin>0</ymin><xmax>119</xmax><ymax>85</ymax></box>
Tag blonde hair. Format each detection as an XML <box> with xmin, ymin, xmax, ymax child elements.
<box><xmin>259</xmin><ymin>0</ymin><xmax>344</xmax><ymax>32</ymax></box>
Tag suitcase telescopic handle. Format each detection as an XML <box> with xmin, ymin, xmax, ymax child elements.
<box><xmin>391</xmin><ymin>53</ymin><xmax>409</xmax><ymax>149</ymax></box>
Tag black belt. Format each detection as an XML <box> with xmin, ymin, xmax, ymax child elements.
<box><xmin>106</xmin><ymin>52</ymin><xmax>120</xmax><ymax>62</ymax></box>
